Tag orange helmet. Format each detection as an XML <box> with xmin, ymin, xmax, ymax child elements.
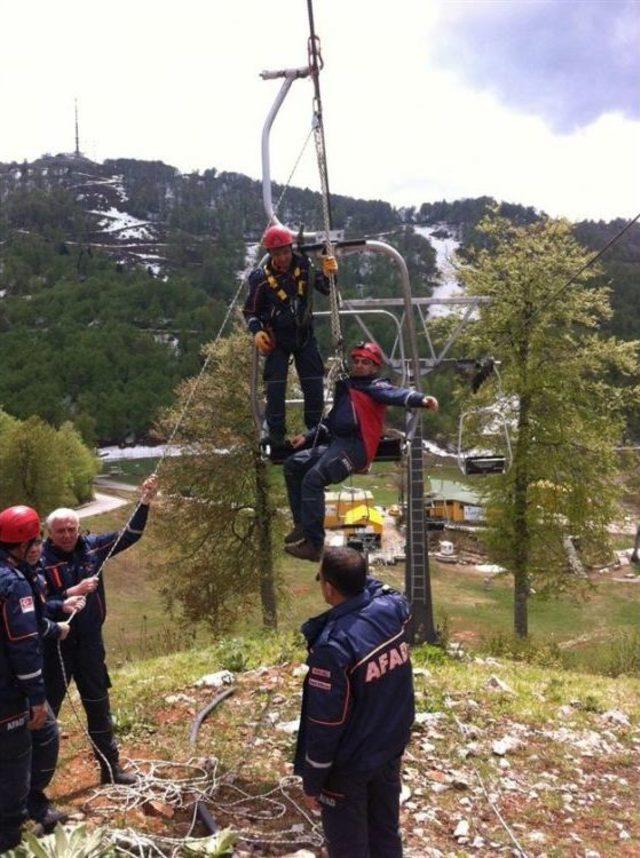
<box><xmin>0</xmin><ymin>505</ymin><xmax>40</xmax><ymax>543</ymax></box>
<box><xmin>263</xmin><ymin>224</ymin><xmax>293</xmax><ymax>251</ymax></box>
<box><xmin>351</xmin><ymin>342</ymin><xmax>383</xmax><ymax>367</ymax></box>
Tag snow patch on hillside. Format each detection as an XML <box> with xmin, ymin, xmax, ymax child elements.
<box><xmin>415</xmin><ymin>224</ymin><xmax>463</xmax><ymax>316</ymax></box>
<box><xmin>90</xmin><ymin>207</ymin><xmax>155</xmax><ymax>240</ymax></box>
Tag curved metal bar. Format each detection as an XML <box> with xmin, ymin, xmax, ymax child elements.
<box><xmin>337</xmin><ymin>240</ymin><xmax>422</xmax><ymax>394</ymax></box>
<box><xmin>261</xmin><ymin>76</ymin><xmax>297</xmax><ymax>223</ymax></box>
<box><xmin>315</xmin><ymin>308</ymin><xmax>407</xmax><ymax>386</ymax></box>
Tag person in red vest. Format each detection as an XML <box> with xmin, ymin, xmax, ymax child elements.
<box><xmin>283</xmin><ymin>342</ymin><xmax>438</xmax><ymax>561</ymax></box>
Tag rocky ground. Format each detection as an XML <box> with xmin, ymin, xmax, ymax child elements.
<box><xmin>49</xmin><ymin>652</ymin><xmax>639</xmax><ymax>857</ymax></box>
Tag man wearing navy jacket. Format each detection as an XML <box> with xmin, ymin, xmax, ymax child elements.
<box><xmin>243</xmin><ymin>224</ymin><xmax>335</xmax><ymax>451</ymax></box>
<box><xmin>284</xmin><ymin>341</ymin><xmax>438</xmax><ymax>561</ymax></box>
<box><xmin>294</xmin><ymin>547</ymin><xmax>414</xmax><ymax>857</ymax></box>
<box><xmin>42</xmin><ymin>475</ymin><xmax>158</xmax><ymax>785</ymax></box>
<box><xmin>0</xmin><ymin>505</ymin><xmax>57</xmax><ymax>852</ymax></box>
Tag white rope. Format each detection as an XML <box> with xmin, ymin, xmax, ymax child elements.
<box><xmin>450</xmin><ymin>713</ymin><xmax>529</xmax><ymax>857</ymax></box>
<box><xmin>81</xmin><ymin>758</ymin><xmax>323</xmax><ymax>856</ymax></box>
<box><xmin>312</xmin><ymin>103</ymin><xmax>343</xmax><ymax>359</ymax></box>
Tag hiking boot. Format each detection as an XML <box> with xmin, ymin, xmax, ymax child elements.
<box><xmin>284</xmin><ymin>524</ymin><xmax>305</xmax><ymax>545</ymax></box>
<box><xmin>38</xmin><ymin>805</ymin><xmax>69</xmax><ymax>834</ymax></box>
<box><xmin>285</xmin><ymin>540</ymin><xmax>323</xmax><ymax>562</ymax></box>
<box><xmin>28</xmin><ymin>793</ymin><xmax>69</xmax><ymax>834</ymax></box>
<box><xmin>100</xmin><ymin>765</ymin><xmax>137</xmax><ymax>786</ymax></box>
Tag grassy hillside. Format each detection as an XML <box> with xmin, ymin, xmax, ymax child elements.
<box><xmin>91</xmin><ymin>463</ymin><xmax>639</xmax><ymax>677</ymax></box>
<box><xmin>49</xmin><ymin>632</ymin><xmax>640</xmax><ymax>856</ymax></box>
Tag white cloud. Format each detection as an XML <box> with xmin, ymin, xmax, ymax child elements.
<box><xmin>1</xmin><ymin>0</ymin><xmax>637</xmax><ymax>221</ymax></box>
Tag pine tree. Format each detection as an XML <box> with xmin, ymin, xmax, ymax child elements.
<box><xmin>459</xmin><ymin>216</ymin><xmax>639</xmax><ymax>637</ymax></box>
<box><xmin>153</xmin><ymin>328</ymin><xmax>279</xmax><ymax>631</ymax></box>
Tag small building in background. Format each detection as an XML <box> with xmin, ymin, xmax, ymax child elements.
<box><xmin>426</xmin><ymin>479</ymin><xmax>485</xmax><ymax>524</ymax></box>
<box><xmin>325</xmin><ymin>488</ymin><xmax>375</xmax><ymax>530</ymax></box>
<box><xmin>342</xmin><ymin>504</ymin><xmax>384</xmax><ymax>547</ymax></box>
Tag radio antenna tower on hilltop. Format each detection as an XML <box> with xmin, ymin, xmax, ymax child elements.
<box><xmin>74</xmin><ymin>98</ymin><xmax>81</xmax><ymax>157</ymax></box>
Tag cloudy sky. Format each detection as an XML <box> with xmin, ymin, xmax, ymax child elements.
<box><xmin>1</xmin><ymin>0</ymin><xmax>638</xmax><ymax>221</ymax></box>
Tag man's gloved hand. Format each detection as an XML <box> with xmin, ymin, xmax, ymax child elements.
<box><xmin>422</xmin><ymin>395</ymin><xmax>439</xmax><ymax>411</ymax></box>
<box><xmin>28</xmin><ymin>703</ymin><xmax>48</xmax><ymax>731</ymax></box>
<box><xmin>322</xmin><ymin>255</ymin><xmax>338</xmax><ymax>277</ymax></box>
<box><xmin>255</xmin><ymin>330</ymin><xmax>275</xmax><ymax>355</ymax></box>
<box><xmin>58</xmin><ymin>621</ymin><xmax>71</xmax><ymax>640</ymax></box>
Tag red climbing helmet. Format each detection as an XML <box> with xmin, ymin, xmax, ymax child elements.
<box><xmin>351</xmin><ymin>341</ymin><xmax>383</xmax><ymax>367</ymax></box>
<box><xmin>263</xmin><ymin>224</ymin><xmax>293</xmax><ymax>251</ymax></box>
<box><xmin>0</xmin><ymin>505</ymin><xmax>41</xmax><ymax>543</ymax></box>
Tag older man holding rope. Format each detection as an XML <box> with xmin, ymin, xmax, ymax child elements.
<box><xmin>41</xmin><ymin>475</ymin><xmax>158</xmax><ymax>785</ymax></box>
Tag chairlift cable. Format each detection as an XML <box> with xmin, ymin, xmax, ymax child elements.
<box><xmin>488</xmin><ymin>210</ymin><xmax>640</xmax><ymax>358</ymax></box>
<box><xmin>306</xmin><ymin>0</ymin><xmax>344</xmax><ymax>361</ymax></box>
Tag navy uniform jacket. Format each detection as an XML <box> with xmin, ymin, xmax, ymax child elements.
<box><xmin>322</xmin><ymin>375</ymin><xmax>425</xmax><ymax>440</ymax></box>
<box><xmin>0</xmin><ymin>550</ymin><xmax>47</xmax><ymax>730</ymax></box>
<box><xmin>294</xmin><ymin>578</ymin><xmax>414</xmax><ymax>796</ymax></box>
<box><xmin>243</xmin><ymin>251</ymin><xmax>330</xmax><ymax>346</ymax></box>
<box><xmin>24</xmin><ymin>562</ymin><xmax>62</xmax><ymax>645</ymax></box>
<box><xmin>42</xmin><ymin>504</ymin><xmax>149</xmax><ymax>638</ymax></box>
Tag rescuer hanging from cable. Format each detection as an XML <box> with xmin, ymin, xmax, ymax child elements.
<box><xmin>243</xmin><ymin>224</ymin><xmax>338</xmax><ymax>455</ymax></box>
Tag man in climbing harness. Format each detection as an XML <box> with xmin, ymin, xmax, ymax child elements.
<box><xmin>243</xmin><ymin>223</ymin><xmax>337</xmax><ymax>452</ymax></box>
<box><xmin>0</xmin><ymin>505</ymin><xmax>63</xmax><ymax>852</ymax></box>
<box><xmin>295</xmin><ymin>547</ymin><xmax>414</xmax><ymax>858</ymax></box>
<box><xmin>283</xmin><ymin>341</ymin><xmax>438</xmax><ymax>562</ymax></box>
<box><xmin>41</xmin><ymin>475</ymin><xmax>159</xmax><ymax>785</ymax></box>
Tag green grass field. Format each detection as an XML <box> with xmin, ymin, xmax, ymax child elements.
<box><xmin>90</xmin><ymin>487</ymin><xmax>639</xmax><ymax>677</ymax></box>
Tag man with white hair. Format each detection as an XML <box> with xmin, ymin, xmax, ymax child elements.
<box><xmin>41</xmin><ymin>475</ymin><xmax>158</xmax><ymax>785</ymax></box>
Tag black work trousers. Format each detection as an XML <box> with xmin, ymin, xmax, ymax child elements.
<box><xmin>44</xmin><ymin>638</ymin><xmax>119</xmax><ymax>774</ymax></box>
<box><xmin>0</xmin><ymin>701</ymin><xmax>60</xmax><ymax>850</ymax></box>
<box><xmin>319</xmin><ymin>755</ymin><xmax>404</xmax><ymax>858</ymax></box>
<box><xmin>263</xmin><ymin>335</ymin><xmax>324</xmax><ymax>436</ymax></box>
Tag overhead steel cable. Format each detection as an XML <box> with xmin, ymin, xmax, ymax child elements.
<box><xmin>306</xmin><ymin>0</ymin><xmax>344</xmax><ymax>361</ymax></box>
<box><xmin>483</xmin><ymin>211</ymin><xmax>640</xmax><ymax>358</ymax></box>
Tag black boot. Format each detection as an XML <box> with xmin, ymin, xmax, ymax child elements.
<box><xmin>284</xmin><ymin>539</ymin><xmax>323</xmax><ymax>562</ymax></box>
<box><xmin>28</xmin><ymin>791</ymin><xmax>69</xmax><ymax>833</ymax></box>
<box><xmin>100</xmin><ymin>764</ymin><xmax>137</xmax><ymax>786</ymax></box>
<box><xmin>284</xmin><ymin>524</ymin><xmax>305</xmax><ymax>545</ymax></box>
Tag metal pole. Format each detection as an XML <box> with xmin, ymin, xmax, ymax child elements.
<box><xmin>338</xmin><ymin>239</ymin><xmax>437</xmax><ymax>643</ymax></box>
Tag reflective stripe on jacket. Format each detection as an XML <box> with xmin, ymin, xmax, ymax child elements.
<box><xmin>294</xmin><ymin>578</ymin><xmax>414</xmax><ymax>796</ymax></box>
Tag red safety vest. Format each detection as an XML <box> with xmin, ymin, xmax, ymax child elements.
<box><xmin>349</xmin><ymin>389</ymin><xmax>387</xmax><ymax>470</ymax></box>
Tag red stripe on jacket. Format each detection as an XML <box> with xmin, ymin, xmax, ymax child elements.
<box><xmin>348</xmin><ymin>389</ymin><xmax>387</xmax><ymax>469</ymax></box>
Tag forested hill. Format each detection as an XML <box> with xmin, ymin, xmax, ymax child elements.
<box><xmin>0</xmin><ymin>153</ymin><xmax>637</xmax><ymax>445</ymax></box>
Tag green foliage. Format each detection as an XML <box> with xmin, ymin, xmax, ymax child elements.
<box><xmin>487</xmin><ymin>632</ymin><xmax>563</xmax><ymax>668</ymax></box>
<box><xmin>15</xmin><ymin>824</ymin><xmax>113</xmax><ymax>857</ymax></box>
<box><xmin>0</xmin><ymin>413</ymin><xmax>98</xmax><ymax>512</ymax></box>
<box><xmin>57</xmin><ymin>422</ymin><xmax>100</xmax><ymax>504</ymax></box>
<box><xmin>589</xmin><ymin>629</ymin><xmax>640</xmax><ymax>678</ymax></box>
<box><xmin>459</xmin><ymin>215</ymin><xmax>640</xmax><ymax>636</ymax></box>
<box><xmin>182</xmin><ymin>829</ymin><xmax>237</xmax><ymax>856</ymax></box>
<box><xmin>153</xmin><ymin>327</ymin><xmax>281</xmax><ymax>631</ymax></box>
<box><xmin>0</xmin><ymin>416</ymin><xmax>65</xmax><ymax>512</ymax></box>
<box><xmin>412</xmin><ymin>643</ymin><xmax>449</xmax><ymax>667</ymax></box>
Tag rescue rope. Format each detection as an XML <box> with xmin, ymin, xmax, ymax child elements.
<box><xmin>56</xmin><ymin>118</ymin><xmax>325</xmax><ymax>797</ymax></box>
<box><xmin>78</xmin><ymin>758</ymin><xmax>323</xmax><ymax>855</ymax></box>
<box><xmin>306</xmin><ymin>0</ymin><xmax>344</xmax><ymax>362</ymax></box>
<box><xmin>449</xmin><ymin>712</ymin><xmax>529</xmax><ymax>857</ymax></box>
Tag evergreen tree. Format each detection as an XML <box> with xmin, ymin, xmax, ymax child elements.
<box><xmin>459</xmin><ymin>216</ymin><xmax>639</xmax><ymax>637</ymax></box>
<box><xmin>153</xmin><ymin>328</ymin><xmax>279</xmax><ymax>632</ymax></box>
